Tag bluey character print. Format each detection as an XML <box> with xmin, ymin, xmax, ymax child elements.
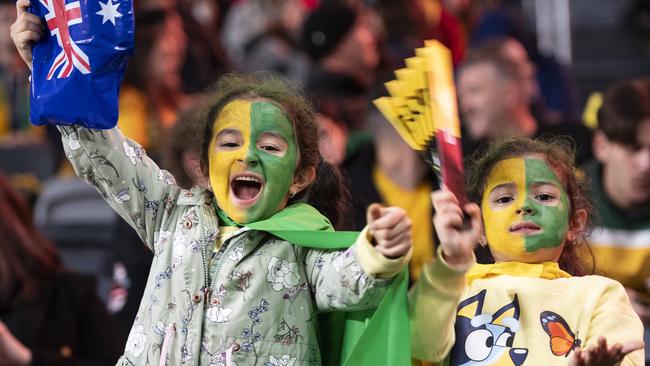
<box><xmin>450</xmin><ymin>289</ymin><xmax>528</xmax><ymax>366</ymax></box>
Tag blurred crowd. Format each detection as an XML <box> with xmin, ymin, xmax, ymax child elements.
<box><xmin>1</xmin><ymin>0</ymin><xmax>650</xmax><ymax>363</ymax></box>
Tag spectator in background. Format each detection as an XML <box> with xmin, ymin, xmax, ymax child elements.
<box><xmin>457</xmin><ymin>43</ymin><xmax>593</xmax><ymax>164</ymax></box>
<box><xmin>441</xmin><ymin>0</ymin><xmax>479</xmax><ymax>36</ymax></box>
<box><xmin>311</xmin><ymin>76</ymin><xmax>377</xmax><ymax>170</ymax></box>
<box><xmin>315</xmin><ymin>97</ymin><xmax>354</xmax><ymax>167</ymax></box>
<box><xmin>458</xmin><ymin>46</ymin><xmax>535</xmax><ymax>143</ymax></box>
<box><xmin>340</xmin><ymin>106</ymin><xmax>437</xmax><ymax>283</ymax></box>
<box><xmin>470</xmin><ymin>0</ymin><xmax>579</xmax><ymax>124</ymax></box>
<box><xmin>375</xmin><ymin>0</ymin><xmax>465</xmax><ymax>68</ymax></box>
<box><xmin>118</xmin><ymin>6</ymin><xmax>193</xmax><ymax>155</ymax></box>
<box><xmin>221</xmin><ymin>0</ymin><xmax>310</xmax><ymax>84</ymax></box>
<box><xmin>301</xmin><ymin>3</ymin><xmax>381</xmax><ymax>107</ymax></box>
<box><xmin>177</xmin><ymin>0</ymin><xmax>231</xmax><ymax>94</ymax></box>
<box><xmin>0</xmin><ymin>172</ymin><xmax>120</xmax><ymax>366</ymax></box>
<box><xmin>474</xmin><ymin>36</ymin><xmax>539</xmax><ymax>112</ymax></box>
<box><xmin>584</xmin><ymin>77</ymin><xmax>650</xmax><ymax>363</ymax></box>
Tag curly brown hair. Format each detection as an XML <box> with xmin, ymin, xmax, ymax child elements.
<box><xmin>189</xmin><ymin>73</ymin><xmax>351</xmax><ymax>229</ymax></box>
<box><xmin>466</xmin><ymin>136</ymin><xmax>594</xmax><ymax>275</ymax></box>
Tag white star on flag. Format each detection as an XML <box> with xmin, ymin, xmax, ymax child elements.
<box><xmin>96</xmin><ymin>0</ymin><xmax>122</xmax><ymax>25</ymax></box>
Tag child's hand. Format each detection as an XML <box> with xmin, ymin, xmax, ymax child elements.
<box><xmin>10</xmin><ymin>0</ymin><xmax>45</xmax><ymax>71</ymax></box>
<box><xmin>431</xmin><ymin>188</ymin><xmax>482</xmax><ymax>265</ymax></box>
<box><xmin>366</xmin><ymin>203</ymin><xmax>412</xmax><ymax>259</ymax></box>
<box><xmin>569</xmin><ymin>337</ymin><xmax>644</xmax><ymax>366</ymax></box>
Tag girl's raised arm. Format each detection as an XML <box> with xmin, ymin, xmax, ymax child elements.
<box><xmin>10</xmin><ymin>2</ymin><xmax>185</xmax><ymax>250</ymax></box>
<box><xmin>59</xmin><ymin>126</ymin><xmax>184</xmax><ymax>251</ymax></box>
<box><xmin>409</xmin><ymin>189</ymin><xmax>482</xmax><ymax>362</ymax></box>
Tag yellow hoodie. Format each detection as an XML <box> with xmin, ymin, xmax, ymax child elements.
<box><xmin>410</xmin><ymin>252</ymin><xmax>644</xmax><ymax>366</ymax></box>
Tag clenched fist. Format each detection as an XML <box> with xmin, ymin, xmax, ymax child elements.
<box><xmin>366</xmin><ymin>203</ymin><xmax>412</xmax><ymax>259</ymax></box>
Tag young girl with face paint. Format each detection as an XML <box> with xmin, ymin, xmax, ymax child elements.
<box><xmin>410</xmin><ymin>138</ymin><xmax>644</xmax><ymax>366</ymax></box>
<box><xmin>10</xmin><ymin>7</ymin><xmax>413</xmax><ymax>364</ymax></box>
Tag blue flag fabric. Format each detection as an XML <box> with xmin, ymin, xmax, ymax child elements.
<box><xmin>29</xmin><ymin>0</ymin><xmax>134</xmax><ymax>129</ymax></box>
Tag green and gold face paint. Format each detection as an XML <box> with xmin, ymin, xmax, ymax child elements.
<box><xmin>208</xmin><ymin>99</ymin><xmax>299</xmax><ymax>224</ymax></box>
<box><xmin>481</xmin><ymin>156</ymin><xmax>570</xmax><ymax>262</ymax></box>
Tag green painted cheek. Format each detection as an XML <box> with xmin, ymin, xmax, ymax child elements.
<box><xmin>243</xmin><ymin>148</ymin><xmax>297</xmax><ymax>221</ymax></box>
<box><xmin>522</xmin><ymin>158</ymin><xmax>571</xmax><ymax>252</ymax></box>
<box><xmin>241</xmin><ymin>101</ymin><xmax>298</xmax><ymax>222</ymax></box>
<box><xmin>524</xmin><ymin>200</ymin><xmax>569</xmax><ymax>252</ymax></box>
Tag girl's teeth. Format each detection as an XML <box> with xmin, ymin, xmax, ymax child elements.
<box><xmin>236</xmin><ymin>177</ymin><xmax>260</xmax><ymax>182</ymax></box>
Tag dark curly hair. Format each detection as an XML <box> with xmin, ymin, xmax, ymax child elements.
<box><xmin>466</xmin><ymin>136</ymin><xmax>594</xmax><ymax>275</ymax></box>
<box><xmin>190</xmin><ymin>73</ymin><xmax>351</xmax><ymax>229</ymax></box>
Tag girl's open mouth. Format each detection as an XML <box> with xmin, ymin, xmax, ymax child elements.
<box><xmin>510</xmin><ymin>221</ymin><xmax>542</xmax><ymax>235</ymax></box>
<box><xmin>230</xmin><ymin>174</ymin><xmax>263</xmax><ymax>205</ymax></box>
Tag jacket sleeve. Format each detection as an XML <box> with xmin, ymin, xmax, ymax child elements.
<box><xmin>409</xmin><ymin>248</ymin><xmax>472</xmax><ymax>362</ymax></box>
<box><xmin>303</xmin><ymin>229</ymin><xmax>402</xmax><ymax>312</ymax></box>
<box><xmin>59</xmin><ymin>126</ymin><xmax>182</xmax><ymax>250</ymax></box>
<box><xmin>585</xmin><ymin>279</ymin><xmax>645</xmax><ymax>366</ymax></box>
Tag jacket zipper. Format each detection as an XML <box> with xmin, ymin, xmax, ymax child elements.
<box><xmin>200</xmin><ymin>205</ymin><xmax>247</xmax><ymax>303</ymax></box>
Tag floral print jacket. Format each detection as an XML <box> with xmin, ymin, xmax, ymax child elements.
<box><xmin>59</xmin><ymin>126</ymin><xmax>397</xmax><ymax>366</ymax></box>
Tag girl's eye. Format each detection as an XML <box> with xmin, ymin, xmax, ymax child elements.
<box><xmin>220</xmin><ymin>142</ymin><xmax>240</xmax><ymax>148</ymax></box>
<box><xmin>260</xmin><ymin>145</ymin><xmax>281</xmax><ymax>152</ymax></box>
<box><xmin>536</xmin><ymin>193</ymin><xmax>555</xmax><ymax>201</ymax></box>
<box><xmin>495</xmin><ymin>196</ymin><xmax>514</xmax><ymax>204</ymax></box>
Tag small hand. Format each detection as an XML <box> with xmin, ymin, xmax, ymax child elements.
<box><xmin>0</xmin><ymin>320</ymin><xmax>32</xmax><ymax>366</ymax></box>
<box><xmin>366</xmin><ymin>203</ymin><xmax>412</xmax><ymax>259</ymax></box>
<box><xmin>10</xmin><ymin>0</ymin><xmax>45</xmax><ymax>71</ymax></box>
<box><xmin>431</xmin><ymin>188</ymin><xmax>482</xmax><ymax>265</ymax></box>
<box><xmin>569</xmin><ymin>337</ymin><xmax>644</xmax><ymax>366</ymax></box>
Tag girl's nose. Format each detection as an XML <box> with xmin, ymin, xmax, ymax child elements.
<box><xmin>238</xmin><ymin>155</ymin><xmax>259</xmax><ymax>167</ymax></box>
<box><xmin>515</xmin><ymin>204</ymin><xmax>535</xmax><ymax>216</ymax></box>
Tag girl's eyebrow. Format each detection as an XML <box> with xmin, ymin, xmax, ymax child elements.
<box><xmin>259</xmin><ymin>131</ymin><xmax>287</xmax><ymax>141</ymax></box>
<box><xmin>530</xmin><ymin>181</ymin><xmax>561</xmax><ymax>187</ymax></box>
<box><xmin>490</xmin><ymin>182</ymin><xmax>516</xmax><ymax>191</ymax></box>
<box><xmin>216</xmin><ymin>128</ymin><xmax>241</xmax><ymax>137</ymax></box>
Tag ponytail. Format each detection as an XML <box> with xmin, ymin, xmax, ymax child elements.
<box><xmin>291</xmin><ymin>160</ymin><xmax>352</xmax><ymax>231</ymax></box>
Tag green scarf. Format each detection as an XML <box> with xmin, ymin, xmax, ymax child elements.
<box><xmin>216</xmin><ymin>203</ymin><xmax>410</xmax><ymax>365</ymax></box>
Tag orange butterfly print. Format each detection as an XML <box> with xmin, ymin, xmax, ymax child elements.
<box><xmin>540</xmin><ymin>311</ymin><xmax>582</xmax><ymax>357</ymax></box>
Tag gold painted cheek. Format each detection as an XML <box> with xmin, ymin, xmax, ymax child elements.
<box><xmin>208</xmin><ymin>150</ymin><xmax>236</xmax><ymax>205</ymax></box>
<box><xmin>481</xmin><ymin>197</ymin><xmax>526</xmax><ymax>257</ymax></box>
<box><xmin>480</xmin><ymin>158</ymin><xmax>529</xmax><ymax>258</ymax></box>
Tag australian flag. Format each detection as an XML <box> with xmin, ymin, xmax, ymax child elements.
<box><xmin>29</xmin><ymin>0</ymin><xmax>134</xmax><ymax>129</ymax></box>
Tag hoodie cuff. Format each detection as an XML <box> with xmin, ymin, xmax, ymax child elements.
<box><xmin>356</xmin><ymin>226</ymin><xmax>412</xmax><ymax>279</ymax></box>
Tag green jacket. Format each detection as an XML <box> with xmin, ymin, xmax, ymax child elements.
<box><xmin>58</xmin><ymin>126</ymin><xmax>409</xmax><ymax>366</ymax></box>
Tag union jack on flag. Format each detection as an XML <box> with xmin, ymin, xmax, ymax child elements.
<box><xmin>29</xmin><ymin>0</ymin><xmax>134</xmax><ymax>128</ymax></box>
<box><xmin>40</xmin><ymin>0</ymin><xmax>91</xmax><ymax>79</ymax></box>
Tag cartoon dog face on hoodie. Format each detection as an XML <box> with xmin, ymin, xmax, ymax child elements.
<box><xmin>449</xmin><ymin>289</ymin><xmax>529</xmax><ymax>366</ymax></box>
